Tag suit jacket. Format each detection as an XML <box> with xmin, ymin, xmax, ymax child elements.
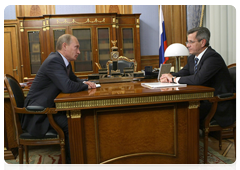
<box><xmin>172</xmin><ymin>46</ymin><xmax>235</xmax><ymax>127</ymax></box>
<box><xmin>23</xmin><ymin>52</ymin><xmax>88</xmax><ymax>137</ymax></box>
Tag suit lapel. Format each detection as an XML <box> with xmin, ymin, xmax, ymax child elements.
<box><xmin>195</xmin><ymin>46</ymin><xmax>213</xmax><ymax>72</ymax></box>
<box><xmin>56</xmin><ymin>52</ymin><xmax>69</xmax><ymax>74</ymax></box>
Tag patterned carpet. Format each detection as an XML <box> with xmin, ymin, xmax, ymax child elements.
<box><xmin>5</xmin><ymin>141</ymin><xmax>233</xmax><ymax>164</ymax></box>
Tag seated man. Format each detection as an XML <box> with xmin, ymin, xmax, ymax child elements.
<box><xmin>22</xmin><ymin>34</ymin><xmax>96</xmax><ymax>163</ymax></box>
<box><xmin>160</xmin><ymin>27</ymin><xmax>235</xmax><ymax>127</ymax></box>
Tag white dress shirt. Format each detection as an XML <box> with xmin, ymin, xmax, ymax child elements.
<box><xmin>58</xmin><ymin>52</ymin><xmax>69</xmax><ymax>67</ymax></box>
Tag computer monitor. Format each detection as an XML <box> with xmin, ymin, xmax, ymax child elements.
<box><xmin>157</xmin><ymin>63</ymin><xmax>172</xmax><ymax>81</ymax></box>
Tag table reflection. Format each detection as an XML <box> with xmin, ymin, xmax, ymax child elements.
<box><xmin>87</xmin><ymin>82</ymin><xmax>180</xmax><ymax>96</ymax></box>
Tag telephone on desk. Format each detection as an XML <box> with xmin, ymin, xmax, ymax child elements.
<box><xmin>144</xmin><ymin>66</ymin><xmax>159</xmax><ymax>79</ymax></box>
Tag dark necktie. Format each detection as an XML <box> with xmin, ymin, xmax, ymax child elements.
<box><xmin>194</xmin><ymin>58</ymin><xmax>199</xmax><ymax>74</ymax></box>
<box><xmin>67</xmin><ymin>64</ymin><xmax>70</xmax><ymax>76</ymax></box>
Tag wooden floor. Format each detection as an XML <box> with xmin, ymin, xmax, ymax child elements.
<box><xmin>208</xmin><ymin>137</ymin><xmax>235</xmax><ymax>162</ymax></box>
<box><xmin>199</xmin><ymin>130</ymin><xmax>236</xmax><ymax>163</ymax></box>
<box><xmin>5</xmin><ymin>130</ymin><xmax>236</xmax><ymax>164</ymax></box>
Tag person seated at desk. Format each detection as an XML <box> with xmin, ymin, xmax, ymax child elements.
<box><xmin>160</xmin><ymin>27</ymin><xmax>235</xmax><ymax>128</ymax></box>
<box><xmin>23</xmin><ymin>34</ymin><xmax>96</xmax><ymax>163</ymax></box>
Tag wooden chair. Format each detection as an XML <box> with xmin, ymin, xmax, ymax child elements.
<box><xmin>106</xmin><ymin>56</ymin><xmax>137</xmax><ymax>75</ymax></box>
<box><xmin>4</xmin><ymin>74</ymin><xmax>66</xmax><ymax>164</ymax></box>
<box><xmin>202</xmin><ymin>63</ymin><xmax>236</xmax><ymax>163</ymax></box>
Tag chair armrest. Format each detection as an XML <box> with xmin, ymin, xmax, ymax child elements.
<box><xmin>217</xmin><ymin>93</ymin><xmax>234</xmax><ymax>98</ymax></box>
<box><xmin>204</xmin><ymin>98</ymin><xmax>218</xmax><ymax>127</ymax></box>
<box><xmin>14</xmin><ymin>107</ymin><xmax>57</xmax><ymax>114</ymax></box>
<box><xmin>26</xmin><ymin>106</ymin><xmax>45</xmax><ymax>111</ymax></box>
<box><xmin>216</xmin><ymin>93</ymin><xmax>236</xmax><ymax>101</ymax></box>
<box><xmin>47</xmin><ymin>114</ymin><xmax>65</xmax><ymax>140</ymax></box>
<box><xmin>204</xmin><ymin>92</ymin><xmax>236</xmax><ymax>127</ymax></box>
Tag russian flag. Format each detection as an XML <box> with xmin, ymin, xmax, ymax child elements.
<box><xmin>159</xmin><ymin>5</ymin><xmax>168</xmax><ymax>66</ymax></box>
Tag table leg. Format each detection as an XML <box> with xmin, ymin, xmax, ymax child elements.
<box><xmin>67</xmin><ymin>110</ymin><xmax>85</xmax><ymax>164</ymax></box>
<box><xmin>187</xmin><ymin>101</ymin><xmax>200</xmax><ymax>164</ymax></box>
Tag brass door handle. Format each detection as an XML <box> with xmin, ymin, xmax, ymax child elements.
<box><xmin>13</xmin><ymin>66</ymin><xmax>18</xmax><ymax>75</ymax></box>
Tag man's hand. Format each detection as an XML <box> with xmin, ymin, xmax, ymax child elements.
<box><xmin>160</xmin><ymin>77</ymin><xmax>169</xmax><ymax>83</ymax></box>
<box><xmin>84</xmin><ymin>81</ymin><xmax>96</xmax><ymax>89</ymax></box>
<box><xmin>160</xmin><ymin>73</ymin><xmax>174</xmax><ymax>83</ymax></box>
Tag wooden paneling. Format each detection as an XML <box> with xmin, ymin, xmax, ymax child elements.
<box><xmin>141</xmin><ymin>55</ymin><xmax>184</xmax><ymax>71</ymax></box>
<box><xmin>18</xmin><ymin>13</ymin><xmax>141</xmax><ymax>78</ymax></box>
<box><xmin>16</xmin><ymin>5</ymin><xmax>55</xmax><ymax>17</ymax></box>
<box><xmin>90</xmin><ymin>5</ymin><xmax>187</xmax><ymax>69</ymax></box>
<box><xmin>4</xmin><ymin>20</ymin><xmax>22</xmax><ymax>160</ymax></box>
<box><xmin>4</xmin><ymin>98</ymin><xmax>18</xmax><ymax>160</ymax></box>
<box><xmin>6</xmin><ymin>5</ymin><xmax>188</xmax><ymax>81</ymax></box>
<box><xmin>96</xmin><ymin>5</ymin><xmax>132</xmax><ymax>14</ymax></box>
<box><xmin>4</xmin><ymin>22</ymin><xmax>22</xmax><ymax>82</ymax></box>
<box><xmin>141</xmin><ymin>55</ymin><xmax>159</xmax><ymax>70</ymax></box>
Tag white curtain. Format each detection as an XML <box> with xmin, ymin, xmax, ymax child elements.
<box><xmin>203</xmin><ymin>5</ymin><xmax>236</xmax><ymax>65</ymax></box>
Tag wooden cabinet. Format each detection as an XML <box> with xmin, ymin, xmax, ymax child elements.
<box><xmin>18</xmin><ymin>13</ymin><xmax>141</xmax><ymax>79</ymax></box>
<box><xmin>117</xmin><ymin>14</ymin><xmax>141</xmax><ymax>63</ymax></box>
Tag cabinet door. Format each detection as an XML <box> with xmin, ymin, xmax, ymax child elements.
<box><xmin>28</xmin><ymin>31</ymin><xmax>42</xmax><ymax>74</ymax></box>
<box><xmin>120</xmin><ymin>27</ymin><xmax>135</xmax><ymax>59</ymax></box>
<box><xmin>71</xmin><ymin>28</ymin><xmax>93</xmax><ymax>73</ymax></box>
<box><xmin>53</xmin><ymin>29</ymin><xmax>66</xmax><ymax>51</ymax></box>
<box><xmin>97</xmin><ymin>27</ymin><xmax>111</xmax><ymax>68</ymax></box>
<box><xmin>22</xmin><ymin>29</ymin><xmax>44</xmax><ymax>77</ymax></box>
<box><xmin>4</xmin><ymin>26</ymin><xmax>22</xmax><ymax>82</ymax></box>
<box><xmin>49</xmin><ymin>28</ymin><xmax>66</xmax><ymax>53</ymax></box>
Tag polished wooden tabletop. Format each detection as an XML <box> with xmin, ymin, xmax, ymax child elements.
<box><xmin>54</xmin><ymin>79</ymin><xmax>215</xmax><ymax>103</ymax></box>
<box><xmin>56</xmin><ymin>79</ymin><xmax>211</xmax><ymax>164</ymax></box>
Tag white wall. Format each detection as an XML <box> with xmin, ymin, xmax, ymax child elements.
<box><xmin>132</xmin><ymin>5</ymin><xmax>159</xmax><ymax>56</ymax></box>
<box><xmin>203</xmin><ymin>5</ymin><xmax>236</xmax><ymax>65</ymax></box>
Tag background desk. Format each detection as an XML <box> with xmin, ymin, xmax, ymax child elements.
<box><xmin>54</xmin><ymin>80</ymin><xmax>214</xmax><ymax>164</ymax></box>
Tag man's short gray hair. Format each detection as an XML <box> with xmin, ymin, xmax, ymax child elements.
<box><xmin>56</xmin><ymin>34</ymin><xmax>73</xmax><ymax>51</ymax></box>
<box><xmin>187</xmin><ymin>27</ymin><xmax>210</xmax><ymax>47</ymax></box>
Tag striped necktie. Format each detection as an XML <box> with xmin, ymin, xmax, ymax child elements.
<box><xmin>194</xmin><ymin>58</ymin><xmax>199</xmax><ymax>74</ymax></box>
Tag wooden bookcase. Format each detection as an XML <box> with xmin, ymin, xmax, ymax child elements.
<box><xmin>18</xmin><ymin>13</ymin><xmax>141</xmax><ymax>79</ymax></box>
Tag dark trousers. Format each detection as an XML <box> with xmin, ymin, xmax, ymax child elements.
<box><xmin>199</xmin><ymin>100</ymin><xmax>212</xmax><ymax>123</ymax></box>
<box><xmin>51</xmin><ymin>111</ymin><xmax>71</xmax><ymax>164</ymax></box>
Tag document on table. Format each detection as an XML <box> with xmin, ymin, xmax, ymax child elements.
<box><xmin>96</xmin><ymin>84</ymin><xmax>101</xmax><ymax>88</ymax></box>
<box><xmin>141</xmin><ymin>82</ymin><xmax>187</xmax><ymax>89</ymax></box>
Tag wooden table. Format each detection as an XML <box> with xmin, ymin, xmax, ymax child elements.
<box><xmin>54</xmin><ymin>80</ymin><xmax>214</xmax><ymax>164</ymax></box>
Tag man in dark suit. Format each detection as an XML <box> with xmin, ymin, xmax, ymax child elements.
<box><xmin>23</xmin><ymin>34</ymin><xmax>96</xmax><ymax>163</ymax></box>
<box><xmin>160</xmin><ymin>27</ymin><xmax>235</xmax><ymax>127</ymax></box>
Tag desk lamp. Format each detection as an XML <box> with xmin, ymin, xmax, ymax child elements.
<box><xmin>164</xmin><ymin>43</ymin><xmax>189</xmax><ymax>72</ymax></box>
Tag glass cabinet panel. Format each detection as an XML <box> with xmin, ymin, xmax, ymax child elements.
<box><xmin>72</xmin><ymin>29</ymin><xmax>92</xmax><ymax>72</ymax></box>
<box><xmin>28</xmin><ymin>31</ymin><xmax>41</xmax><ymax>74</ymax></box>
<box><xmin>98</xmin><ymin>28</ymin><xmax>110</xmax><ymax>68</ymax></box>
<box><xmin>53</xmin><ymin>30</ymin><xmax>65</xmax><ymax>51</ymax></box>
<box><xmin>122</xmin><ymin>28</ymin><xmax>134</xmax><ymax>59</ymax></box>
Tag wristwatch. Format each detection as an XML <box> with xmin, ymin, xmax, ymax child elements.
<box><xmin>172</xmin><ymin>77</ymin><xmax>176</xmax><ymax>83</ymax></box>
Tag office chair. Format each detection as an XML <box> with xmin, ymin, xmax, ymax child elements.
<box><xmin>4</xmin><ymin>74</ymin><xmax>66</xmax><ymax>164</ymax></box>
<box><xmin>202</xmin><ymin>63</ymin><xmax>236</xmax><ymax>163</ymax></box>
